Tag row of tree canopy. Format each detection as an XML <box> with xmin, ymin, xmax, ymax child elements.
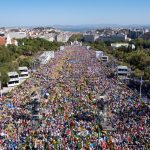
<box><xmin>0</xmin><ymin>38</ymin><xmax>63</xmax><ymax>86</ymax></box>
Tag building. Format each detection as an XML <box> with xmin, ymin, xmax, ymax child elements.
<box><xmin>5</xmin><ymin>32</ymin><xmax>27</xmax><ymax>46</ymax></box>
<box><xmin>142</xmin><ymin>32</ymin><xmax>150</xmax><ymax>40</ymax></box>
<box><xmin>7</xmin><ymin>32</ymin><xmax>27</xmax><ymax>39</ymax></box>
<box><xmin>60</xmin><ymin>46</ymin><xmax>65</xmax><ymax>50</ymax></box>
<box><xmin>38</xmin><ymin>51</ymin><xmax>55</xmax><ymax>64</ymax></box>
<box><xmin>111</xmin><ymin>43</ymin><xmax>135</xmax><ymax>49</ymax></box>
<box><xmin>86</xmin><ymin>46</ymin><xmax>91</xmax><ymax>50</ymax></box>
<box><xmin>96</xmin><ymin>51</ymin><xmax>104</xmax><ymax>58</ymax></box>
<box><xmin>98</xmin><ymin>33</ymin><xmax>128</xmax><ymax>42</ymax></box>
<box><xmin>56</xmin><ymin>33</ymin><xmax>70</xmax><ymax>42</ymax></box>
<box><xmin>144</xmin><ymin>29</ymin><xmax>149</xmax><ymax>33</ymax></box>
<box><xmin>111</xmin><ymin>43</ymin><xmax>129</xmax><ymax>48</ymax></box>
<box><xmin>39</xmin><ymin>33</ymin><xmax>56</xmax><ymax>42</ymax></box>
<box><xmin>0</xmin><ymin>36</ymin><xmax>6</xmax><ymax>46</ymax></box>
<box><xmin>84</xmin><ymin>34</ymin><xmax>99</xmax><ymax>42</ymax></box>
<box><xmin>116</xmin><ymin>66</ymin><xmax>130</xmax><ymax>79</ymax></box>
<box><xmin>128</xmin><ymin>30</ymin><xmax>144</xmax><ymax>39</ymax></box>
<box><xmin>112</xmin><ymin>33</ymin><xmax>128</xmax><ymax>41</ymax></box>
<box><xmin>101</xmin><ymin>55</ymin><xmax>109</xmax><ymax>62</ymax></box>
<box><xmin>48</xmin><ymin>36</ymin><xmax>56</xmax><ymax>42</ymax></box>
<box><xmin>96</xmin><ymin>51</ymin><xmax>108</xmax><ymax>62</ymax></box>
<box><xmin>71</xmin><ymin>41</ymin><xmax>82</xmax><ymax>46</ymax></box>
<box><xmin>19</xmin><ymin>67</ymin><xmax>29</xmax><ymax>79</ymax></box>
<box><xmin>7</xmin><ymin>72</ymin><xmax>20</xmax><ymax>87</ymax></box>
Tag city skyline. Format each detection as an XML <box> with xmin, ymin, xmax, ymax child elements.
<box><xmin>0</xmin><ymin>0</ymin><xmax>150</xmax><ymax>27</ymax></box>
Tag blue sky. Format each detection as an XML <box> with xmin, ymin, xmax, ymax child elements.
<box><xmin>0</xmin><ymin>0</ymin><xmax>150</xmax><ymax>26</ymax></box>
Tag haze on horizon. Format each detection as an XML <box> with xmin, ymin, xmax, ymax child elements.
<box><xmin>0</xmin><ymin>0</ymin><xmax>150</xmax><ymax>27</ymax></box>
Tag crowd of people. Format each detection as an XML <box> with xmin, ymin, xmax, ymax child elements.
<box><xmin>0</xmin><ymin>45</ymin><xmax>149</xmax><ymax>149</ymax></box>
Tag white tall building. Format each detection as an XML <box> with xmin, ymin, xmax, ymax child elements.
<box><xmin>116</xmin><ymin>66</ymin><xmax>130</xmax><ymax>79</ymax></box>
<box><xmin>19</xmin><ymin>67</ymin><xmax>29</xmax><ymax>79</ymax></box>
<box><xmin>7</xmin><ymin>72</ymin><xmax>20</xmax><ymax>87</ymax></box>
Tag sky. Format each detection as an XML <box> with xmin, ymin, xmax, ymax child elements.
<box><xmin>0</xmin><ymin>0</ymin><xmax>150</xmax><ymax>27</ymax></box>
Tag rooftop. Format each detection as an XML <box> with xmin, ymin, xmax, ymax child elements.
<box><xmin>7</xmin><ymin>72</ymin><xmax>19</xmax><ymax>76</ymax></box>
<box><xmin>117</xmin><ymin>66</ymin><xmax>128</xmax><ymax>69</ymax></box>
<box><xmin>19</xmin><ymin>66</ymin><xmax>28</xmax><ymax>70</ymax></box>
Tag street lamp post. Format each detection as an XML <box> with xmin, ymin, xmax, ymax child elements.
<box><xmin>139</xmin><ymin>76</ymin><xmax>143</xmax><ymax>99</ymax></box>
<box><xmin>0</xmin><ymin>72</ymin><xmax>2</xmax><ymax>98</ymax></box>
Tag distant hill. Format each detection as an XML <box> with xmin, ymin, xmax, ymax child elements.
<box><xmin>52</xmin><ymin>24</ymin><xmax>150</xmax><ymax>32</ymax></box>
<box><xmin>2</xmin><ymin>24</ymin><xmax>150</xmax><ymax>32</ymax></box>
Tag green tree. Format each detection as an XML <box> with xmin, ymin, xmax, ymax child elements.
<box><xmin>19</xmin><ymin>58</ymin><xmax>32</xmax><ymax>68</ymax></box>
<box><xmin>1</xmin><ymin>70</ymin><xmax>9</xmax><ymax>86</ymax></box>
<box><xmin>69</xmin><ymin>34</ymin><xmax>84</xmax><ymax>42</ymax></box>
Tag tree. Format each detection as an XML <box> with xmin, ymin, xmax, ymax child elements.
<box><xmin>1</xmin><ymin>70</ymin><xmax>9</xmax><ymax>87</ymax></box>
<box><xmin>19</xmin><ymin>58</ymin><xmax>32</xmax><ymax>68</ymax></box>
<box><xmin>69</xmin><ymin>34</ymin><xmax>84</xmax><ymax>42</ymax></box>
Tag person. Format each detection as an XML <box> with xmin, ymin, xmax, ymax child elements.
<box><xmin>0</xmin><ymin>45</ymin><xmax>149</xmax><ymax>149</ymax></box>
